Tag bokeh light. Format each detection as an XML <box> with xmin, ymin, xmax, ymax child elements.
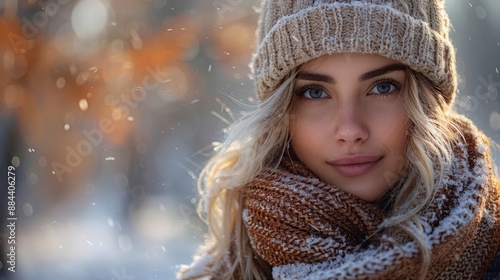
<box><xmin>71</xmin><ymin>0</ymin><xmax>109</xmax><ymax>39</ymax></box>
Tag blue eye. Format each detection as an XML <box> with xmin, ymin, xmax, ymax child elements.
<box><xmin>302</xmin><ymin>88</ymin><xmax>328</xmax><ymax>99</ymax></box>
<box><xmin>370</xmin><ymin>82</ymin><xmax>398</xmax><ymax>95</ymax></box>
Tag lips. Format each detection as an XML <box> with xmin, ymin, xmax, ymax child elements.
<box><xmin>327</xmin><ymin>155</ymin><xmax>382</xmax><ymax>177</ymax></box>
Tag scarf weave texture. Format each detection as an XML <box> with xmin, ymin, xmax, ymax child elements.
<box><xmin>243</xmin><ymin>118</ymin><xmax>500</xmax><ymax>279</ymax></box>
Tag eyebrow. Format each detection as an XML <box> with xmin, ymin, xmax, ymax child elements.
<box><xmin>296</xmin><ymin>72</ymin><xmax>335</xmax><ymax>83</ymax></box>
<box><xmin>296</xmin><ymin>63</ymin><xmax>406</xmax><ymax>84</ymax></box>
<box><xmin>359</xmin><ymin>63</ymin><xmax>406</xmax><ymax>81</ymax></box>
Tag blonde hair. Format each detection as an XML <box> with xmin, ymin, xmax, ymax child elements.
<box><xmin>178</xmin><ymin>67</ymin><xmax>459</xmax><ymax>279</ymax></box>
<box><xmin>178</xmin><ymin>72</ymin><xmax>296</xmax><ymax>279</ymax></box>
<box><xmin>381</xmin><ymin>67</ymin><xmax>459</xmax><ymax>278</ymax></box>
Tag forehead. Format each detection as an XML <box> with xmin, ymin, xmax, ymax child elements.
<box><xmin>298</xmin><ymin>53</ymin><xmax>402</xmax><ymax>72</ymax></box>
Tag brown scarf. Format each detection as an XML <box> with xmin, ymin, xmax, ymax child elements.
<box><xmin>243</xmin><ymin>117</ymin><xmax>500</xmax><ymax>279</ymax></box>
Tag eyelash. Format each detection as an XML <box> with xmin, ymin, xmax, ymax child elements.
<box><xmin>293</xmin><ymin>84</ymin><xmax>327</xmax><ymax>99</ymax></box>
<box><xmin>368</xmin><ymin>78</ymin><xmax>403</xmax><ymax>97</ymax></box>
<box><xmin>294</xmin><ymin>78</ymin><xmax>403</xmax><ymax>100</ymax></box>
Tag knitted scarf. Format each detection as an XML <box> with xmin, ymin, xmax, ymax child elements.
<box><xmin>243</xmin><ymin>117</ymin><xmax>500</xmax><ymax>279</ymax></box>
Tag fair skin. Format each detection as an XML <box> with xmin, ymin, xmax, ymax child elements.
<box><xmin>290</xmin><ymin>53</ymin><xmax>410</xmax><ymax>202</ymax></box>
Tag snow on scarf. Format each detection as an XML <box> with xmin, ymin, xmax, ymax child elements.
<box><xmin>243</xmin><ymin>116</ymin><xmax>500</xmax><ymax>279</ymax></box>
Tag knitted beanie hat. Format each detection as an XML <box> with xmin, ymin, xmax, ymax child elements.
<box><xmin>251</xmin><ymin>0</ymin><xmax>457</xmax><ymax>104</ymax></box>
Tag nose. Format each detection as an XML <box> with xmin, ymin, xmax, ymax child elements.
<box><xmin>334</xmin><ymin>105</ymin><xmax>369</xmax><ymax>144</ymax></box>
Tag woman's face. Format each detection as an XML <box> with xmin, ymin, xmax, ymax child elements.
<box><xmin>289</xmin><ymin>53</ymin><xmax>410</xmax><ymax>202</ymax></box>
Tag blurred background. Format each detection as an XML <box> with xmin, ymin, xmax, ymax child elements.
<box><xmin>0</xmin><ymin>0</ymin><xmax>498</xmax><ymax>279</ymax></box>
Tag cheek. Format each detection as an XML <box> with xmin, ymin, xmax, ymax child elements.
<box><xmin>371</xmin><ymin>103</ymin><xmax>409</xmax><ymax>135</ymax></box>
<box><xmin>376</xmin><ymin>111</ymin><xmax>410</xmax><ymax>156</ymax></box>
<box><xmin>289</xmin><ymin>116</ymin><xmax>308</xmax><ymax>148</ymax></box>
<box><xmin>383</xmin><ymin>118</ymin><xmax>407</xmax><ymax>137</ymax></box>
<box><xmin>289</xmin><ymin>114</ymin><xmax>322</xmax><ymax>153</ymax></box>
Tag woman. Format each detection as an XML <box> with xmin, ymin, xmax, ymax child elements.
<box><xmin>179</xmin><ymin>0</ymin><xmax>500</xmax><ymax>279</ymax></box>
